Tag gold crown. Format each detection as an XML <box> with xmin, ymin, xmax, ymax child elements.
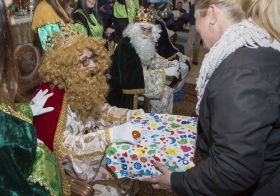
<box><xmin>134</xmin><ymin>7</ymin><xmax>157</xmax><ymax>24</ymax></box>
<box><xmin>46</xmin><ymin>23</ymin><xmax>83</xmax><ymax>50</ymax></box>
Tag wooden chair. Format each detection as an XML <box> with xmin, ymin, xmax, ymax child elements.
<box><xmin>66</xmin><ymin>174</ymin><xmax>95</xmax><ymax>196</ymax></box>
<box><xmin>138</xmin><ymin>95</ymin><xmax>152</xmax><ymax>113</ymax></box>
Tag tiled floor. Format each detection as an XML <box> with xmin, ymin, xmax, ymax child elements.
<box><xmin>176</xmin><ymin>38</ymin><xmax>209</xmax><ymax>85</ymax></box>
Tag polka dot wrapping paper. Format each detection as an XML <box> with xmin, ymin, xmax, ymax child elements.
<box><xmin>106</xmin><ymin>113</ymin><xmax>198</xmax><ymax>180</ymax></box>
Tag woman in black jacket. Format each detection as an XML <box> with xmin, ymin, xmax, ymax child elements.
<box><xmin>144</xmin><ymin>0</ymin><xmax>280</xmax><ymax>195</ymax></box>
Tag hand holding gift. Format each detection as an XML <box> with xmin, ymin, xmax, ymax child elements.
<box><xmin>142</xmin><ymin>161</ymin><xmax>173</xmax><ymax>192</ymax></box>
<box><xmin>106</xmin><ymin>114</ymin><xmax>198</xmax><ymax>180</ymax></box>
<box><xmin>109</xmin><ymin>122</ymin><xmax>150</xmax><ymax>145</ymax></box>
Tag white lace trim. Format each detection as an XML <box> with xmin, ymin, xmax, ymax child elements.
<box><xmin>195</xmin><ymin>19</ymin><xmax>280</xmax><ymax>115</ymax></box>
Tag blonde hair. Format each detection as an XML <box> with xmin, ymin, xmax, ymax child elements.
<box><xmin>39</xmin><ymin>36</ymin><xmax>110</xmax><ymax>122</ymax></box>
<box><xmin>40</xmin><ymin>35</ymin><xmax>109</xmax><ymax>89</ymax></box>
<box><xmin>239</xmin><ymin>0</ymin><xmax>280</xmax><ymax>41</ymax></box>
<box><xmin>194</xmin><ymin>0</ymin><xmax>244</xmax><ymax>23</ymax></box>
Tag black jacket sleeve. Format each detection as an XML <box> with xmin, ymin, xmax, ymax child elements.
<box><xmin>171</xmin><ymin>47</ymin><xmax>280</xmax><ymax>196</ymax></box>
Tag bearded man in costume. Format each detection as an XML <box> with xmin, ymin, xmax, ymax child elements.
<box><xmin>149</xmin><ymin>0</ymin><xmax>191</xmax><ymax>100</ymax></box>
<box><xmin>32</xmin><ymin>24</ymin><xmax>147</xmax><ymax>195</ymax></box>
<box><xmin>107</xmin><ymin>8</ymin><xmax>182</xmax><ymax>114</ymax></box>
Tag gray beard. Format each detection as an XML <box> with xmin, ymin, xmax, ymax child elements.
<box><xmin>130</xmin><ymin>36</ymin><xmax>157</xmax><ymax>68</ymax></box>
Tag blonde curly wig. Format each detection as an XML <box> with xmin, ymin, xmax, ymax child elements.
<box><xmin>39</xmin><ymin>35</ymin><xmax>111</xmax><ymax>122</ymax></box>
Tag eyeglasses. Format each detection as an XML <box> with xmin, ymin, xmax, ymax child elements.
<box><xmin>79</xmin><ymin>53</ymin><xmax>97</xmax><ymax>67</ymax></box>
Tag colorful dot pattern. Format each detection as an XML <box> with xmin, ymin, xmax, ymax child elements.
<box><xmin>106</xmin><ymin>113</ymin><xmax>198</xmax><ymax>180</ymax></box>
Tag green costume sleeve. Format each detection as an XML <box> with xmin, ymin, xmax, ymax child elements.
<box><xmin>0</xmin><ymin>103</ymin><xmax>63</xmax><ymax>195</ymax></box>
<box><xmin>73</xmin><ymin>23</ymin><xmax>89</xmax><ymax>37</ymax></box>
<box><xmin>127</xmin><ymin>0</ymin><xmax>137</xmax><ymax>23</ymax></box>
<box><xmin>113</xmin><ymin>0</ymin><xmax>136</xmax><ymax>23</ymax></box>
<box><xmin>113</xmin><ymin>1</ymin><xmax>128</xmax><ymax>18</ymax></box>
<box><xmin>37</xmin><ymin>23</ymin><xmax>61</xmax><ymax>53</ymax></box>
<box><xmin>17</xmin><ymin>103</ymin><xmax>33</xmax><ymax>121</ymax></box>
<box><xmin>0</xmin><ymin>108</ymin><xmax>50</xmax><ymax>195</ymax></box>
<box><xmin>89</xmin><ymin>13</ymin><xmax>104</xmax><ymax>38</ymax></box>
<box><xmin>29</xmin><ymin>144</ymin><xmax>63</xmax><ymax>196</ymax></box>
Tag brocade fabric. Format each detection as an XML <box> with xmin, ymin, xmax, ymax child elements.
<box><xmin>0</xmin><ymin>101</ymin><xmax>62</xmax><ymax>195</ymax></box>
<box><xmin>31</xmin><ymin>0</ymin><xmax>72</xmax><ymax>53</ymax></box>
<box><xmin>37</xmin><ymin>23</ymin><xmax>61</xmax><ymax>52</ymax></box>
<box><xmin>33</xmin><ymin>83</ymin><xmax>138</xmax><ymax>195</ymax></box>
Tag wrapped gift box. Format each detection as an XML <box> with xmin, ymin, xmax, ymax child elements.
<box><xmin>106</xmin><ymin>113</ymin><xmax>198</xmax><ymax>180</ymax></box>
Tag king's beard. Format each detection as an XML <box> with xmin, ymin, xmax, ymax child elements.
<box><xmin>130</xmin><ymin>35</ymin><xmax>157</xmax><ymax>67</ymax></box>
<box><xmin>65</xmin><ymin>66</ymin><xmax>109</xmax><ymax>123</ymax></box>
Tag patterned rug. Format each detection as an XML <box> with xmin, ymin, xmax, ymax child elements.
<box><xmin>136</xmin><ymin>83</ymin><xmax>198</xmax><ymax>196</ymax></box>
<box><xmin>173</xmin><ymin>83</ymin><xmax>198</xmax><ymax>117</ymax></box>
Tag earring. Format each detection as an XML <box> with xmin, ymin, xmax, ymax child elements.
<box><xmin>210</xmin><ymin>19</ymin><xmax>214</xmax><ymax>24</ymax></box>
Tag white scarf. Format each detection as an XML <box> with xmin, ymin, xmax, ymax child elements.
<box><xmin>195</xmin><ymin>19</ymin><xmax>280</xmax><ymax>115</ymax></box>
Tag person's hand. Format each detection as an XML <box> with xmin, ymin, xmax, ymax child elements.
<box><xmin>99</xmin><ymin>5</ymin><xmax>106</xmax><ymax>13</ymax></box>
<box><xmin>30</xmin><ymin>89</ymin><xmax>54</xmax><ymax>116</ymax></box>
<box><xmin>126</xmin><ymin>109</ymin><xmax>145</xmax><ymax>121</ymax></box>
<box><xmin>37</xmin><ymin>138</ymin><xmax>44</xmax><ymax>144</ymax></box>
<box><xmin>164</xmin><ymin>67</ymin><xmax>180</xmax><ymax>78</ymax></box>
<box><xmin>170</xmin><ymin>60</ymin><xmax>179</xmax><ymax>68</ymax></box>
<box><xmin>105</xmin><ymin>27</ymin><xmax>115</xmax><ymax>35</ymax></box>
<box><xmin>109</xmin><ymin>122</ymin><xmax>150</xmax><ymax>144</ymax></box>
<box><xmin>142</xmin><ymin>162</ymin><xmax>173</xmax><ymax>192</ymax></box>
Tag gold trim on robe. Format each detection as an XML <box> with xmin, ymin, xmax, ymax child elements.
<box><xmin>122</xmin><ymin>89</ymin><xmax>145</xmax><ymax>109</ymax></box>
<box><xmin>53</xmin><ymin>95</ymin><xmax>71</xmax><ymax>196</ymax></box>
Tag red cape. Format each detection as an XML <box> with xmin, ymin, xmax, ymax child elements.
<box><xmin>33</xmin><ymin>83</ymin><xmax>65</xmax><ymax>151</ymax></box>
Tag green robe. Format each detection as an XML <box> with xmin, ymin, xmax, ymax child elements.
<box><xmin>0</xmin><ymin>101</ymin><xmax>63</xmax><ymax>195</ymax></box>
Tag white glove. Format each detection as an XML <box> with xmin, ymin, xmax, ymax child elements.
<box><xmin>109</xmin><ymin>122</ymin><xmax>149</xmax><ymax>144</ymax></box>
<box><xmin>170</xmin><ymin>60</ymin><xmax>180</xmax><ymax>68</ymax></box>
<box><xmin>164</xmin><ymin>67</ymin><xmax>180</xmax><ymax>78</ymax></box>
<box><xmin>126</xmin><ymin>109</ymin><xmax>145</xmax><ymax>121</ymax></box>
<box><xmin>30</xmin><ymin>89</ymin><xmax>54</xmax><ymax>116</ymax></box>
<box><xmin>37</xmin><ymin>138</ymin><xmax>44</xmax><ymax>144</ymax></box>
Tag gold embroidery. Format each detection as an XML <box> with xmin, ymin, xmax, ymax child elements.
<box><xmin>122</xmin><ymin>89</ymin><xmax>145</xmax><ymax>109</ymax></box>
<box><xmin>28</xmin><ymin>177</ymin><xmax>57</xmax><ymax>196</ymax></box>
<box><xmin>100</xmin><ymin>115</ymin><xmax>127</xmax><ymax>122</ymax></box>
<box><xmin>0</xmin><ymin>103</ymin><xmax>32</xmax><ymax>124</ymax></box>
<box><xmin>53</xmin><ymin>95</ymin><xmax>71</xmax><ymax>196</ymax></box>
<box><xmin>167</xmin><ymin>53</ymin><xmax>178</xmax><ymax>61</ymax></box>
<box><xmin>61</xmin><ymin>145</ymin><xmax>104</xmax><ymax>159</ymax></box>
<box><xmin>28</xmin><ymin>144</ymin><xmax>62</xmax><ymax>196</ymax></box>
<box><xmin>104</xmin><ymin>128</ymin><xmax>111</xmax><ymax>146</ymax></box>
<box><xmin>165</xmin><ymin>76</ymin><xmax>173</xmax><ymax>85</ymax></box>
<box><xmin>160</xmin><ymin>69</ymin><xmax>168</xmax><ymax>98</ymax></box>
<box><xmin>157</xmin><ymin>19</ymin><xmax>179</xmax><ymax>61</ymax></box>
<box><xmin>122</xmin><ymin>89</ymin><xmax>145</xmax><ymax>94</ymax></box>
<box><xmin>121</xmin><ymin>112</ymin><xmax>127</xmax><ymax>122</ymax></box>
